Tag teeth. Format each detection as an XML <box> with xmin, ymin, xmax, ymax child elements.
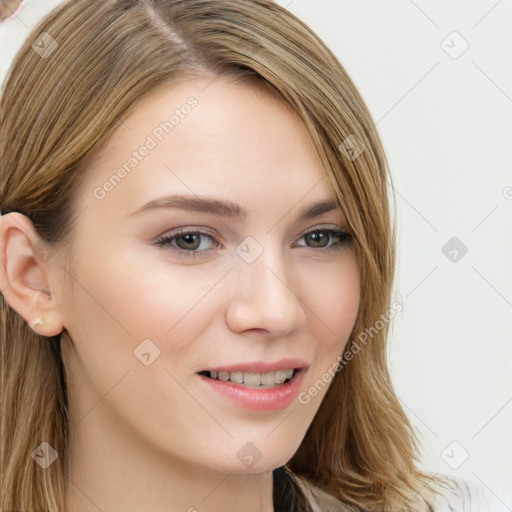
<box><xmin>274</xmin><ymin>370</ymin><xmax>288</xmax><ymax>384</ymax></box>
<box><xmin>260</xmin><ymin>372</ymin><xmax>274</xmax><ymax>386</ymax></box>
<box><xmin>207</xmin><ymin>369</ymin><xmax>296</xmax><ymax>387</ymax></box>
<box><xmin>243</xmin><ymin>372</ymin><xmax>260</xmax><ymax>386</ymax></box>
<box><xmin>230</xmin><ymin>371</ymin><xmax>243</xmax><ymax>383</ymax></box>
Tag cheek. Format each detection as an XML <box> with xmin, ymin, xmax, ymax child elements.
<box><xmin>304</xmin><ymin>257</ymin><xmax>361</xmax><ymax>344</ymax></box>
<box><xmin>64</xmin><ymin>251</ymin><xmax>229</xmax><ymax>379</ymax></box>
<box><xmin>299</xmin><ymin>258</ymin><xmax>360</xmax><ymax>398</ymax></box>
<box><xmin>60</xmin><ymin>249</ymin><xmax>222</xmax><ymax>427</ymax></box>
<box><xmin>78</xmin><ymin>250</ymin><xmax>361</xmax><ymax>366</ymax></box>
<box><xmin>68</xmin><ymin>243</ymin><xmax>217</xmax><ymax>332</ymax></box>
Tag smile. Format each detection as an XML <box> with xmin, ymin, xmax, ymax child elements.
<box><xmin>197</xmin><ymin>362</ymin><xmax>307</xmax><ymax>411</ymax></box>
<box><xmin>199</xmin><ymin>369</ymin><xmax>296</xmax><ymax>388</ymax></box>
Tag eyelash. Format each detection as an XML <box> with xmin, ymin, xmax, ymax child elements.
<box><xmin>154</xmin><ymin>227</ymin><xmax>353</xmax><ymax>259</ymax></box>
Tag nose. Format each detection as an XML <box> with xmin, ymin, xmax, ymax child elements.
<box><xmin>225</xmin><ymin>243</ymin><xmax>307</xmax><ymax>337</ymax></box>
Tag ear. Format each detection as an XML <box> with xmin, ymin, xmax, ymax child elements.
<box><xmin>0</xmin><ymin>212</ymin><xmax>64</xmax><ymax>337</ymax></box>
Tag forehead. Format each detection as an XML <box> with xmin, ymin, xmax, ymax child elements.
<box><xmin>76</xmin><ymin>77</ymin><xmax>339</xmax><ymax>220</ymax></box>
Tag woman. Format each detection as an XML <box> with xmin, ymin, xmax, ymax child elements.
<box><xmin>0</xmin><ymin>1</ymin><xmax>495</xmax><ymax>511</ymax></box>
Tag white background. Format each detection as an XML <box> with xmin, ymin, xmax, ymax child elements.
<box><xmin>1</xmin><ymin>0</ymin><xmax>511</xmax><ymax>507</ymax></box>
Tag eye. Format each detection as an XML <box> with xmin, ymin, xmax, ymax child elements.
<box><xmin>154</xmin><ymin>226</ymin><xmax>353</xmax><ymax>258</ymax></box>
<box><xmin>154</xmin><ymin>229</ymin><xmax>219</xmax><ymax>258</ymax></box>
<box><xmin>296</xmin><ymin>228</ymin><xmax>353</xmax><ymax>252</ymax></box>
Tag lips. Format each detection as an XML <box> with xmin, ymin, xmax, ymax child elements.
<box><xmin>198</xmin><ymin>366</ymin><xmax>307</xmax><ymax>411</ymax></box>
<box><xmin>196</xmin><ymin>358</ymin><xmax>309</xmax><ymax>410</ymax></box>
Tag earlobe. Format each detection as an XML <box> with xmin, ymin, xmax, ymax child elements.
<box><xmin>0</xmin><ymin>212</ymin><xmax>64</xmax><ymax>337</ymax></box>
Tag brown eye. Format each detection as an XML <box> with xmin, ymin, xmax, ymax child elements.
<box><xmin>304</xmin><ymin>231</ymin><xmax>330</xmax><ymax>248</ymax></box>
<box><xmin>299</xmin><ymin>229</ymin><xmax>352</xmax><ymax>251</ymax></box>
<box><xmin>155</xmin><ymin>229</ymin><xmax>219</xmax><ymax>258</ymax></box>
<box><xmin>175</xmin><ymin>233</ymin><xmax>202</xmax><ymax>251</ymax></box>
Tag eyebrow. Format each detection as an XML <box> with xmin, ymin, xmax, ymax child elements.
<box><xmin>125</xmin><ymin>194</ymin><xmax>341</xmax><ymax>222</ymax></box>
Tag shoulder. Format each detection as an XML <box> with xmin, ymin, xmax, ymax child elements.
<box><xmin>430</xmin><ymin>474</ymin><xmax>509</xmax><ymax>512</ymax></box>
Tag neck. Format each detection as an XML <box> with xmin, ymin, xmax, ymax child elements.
<box><xmin>65</xmin><ymin>413</ymin><xmax>274</xmax><ymax>512</ymax></box>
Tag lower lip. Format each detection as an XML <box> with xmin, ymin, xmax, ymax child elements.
<box><xmin>198</xmin><ymin>369</ymin><xmax>307</xmax><ymax>411</ymax></box>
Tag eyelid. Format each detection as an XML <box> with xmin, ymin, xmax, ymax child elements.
<box><xmin>302</xmin><ymin>223</ymin><xmax>349</xmax><ymax>234</ymax></box>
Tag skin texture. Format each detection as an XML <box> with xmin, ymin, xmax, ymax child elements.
<box><xmin>0</xmin><ymin>77</ymin><xmax>360</xmax><ymax>512</ymax></box>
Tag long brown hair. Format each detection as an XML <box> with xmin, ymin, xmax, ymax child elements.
<box><xmin>1</xmin><ymin>1</ymin><xmax>445</xmax><ymax>510</ymax></box>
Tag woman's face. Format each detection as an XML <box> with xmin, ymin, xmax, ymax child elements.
<box><xmin>57</xmin><ymin>77</ymin><xmax>361</xmax><ymax>474</ymax></box>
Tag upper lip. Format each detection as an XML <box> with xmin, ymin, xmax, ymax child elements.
<box><xmin>200</xmin><ymin>357</ymin><xmax>309</xmax><ymax>373</ymax></box>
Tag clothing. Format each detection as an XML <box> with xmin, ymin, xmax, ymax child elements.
<box><xmin>432</xmin><ymin>475</ymin><xmax>510</xmax><ymax>511</ymax></box>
